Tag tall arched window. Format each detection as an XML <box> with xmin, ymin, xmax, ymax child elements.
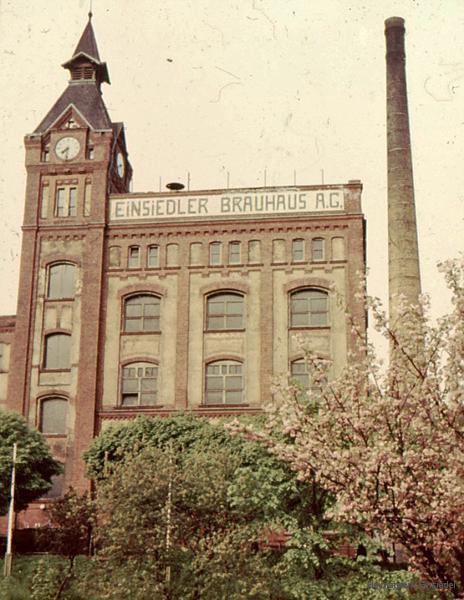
<box><xmin>206</xmin><ymin>292</ymin><xmax>244</xmax><ymax>330</ymax></box>
<box><xmin>205</xmin><ymin>360</ymin><xmax>243</xmax><ymax>405</ymax></box>
<box><xmin>47</xmin><ymin>263</ymin><xmax>76</xmax><ymax>299</ymax></box>
<box><xmin>40</xmin><ymin>397</ymin><xmax>68</xmax><ymax>434</ymax></box>
<box><xmin>43</xmin><ymin>333</ymin><xmax>71</xmax><ymax>370</ymax></box>
<box><xmin>124</xmin><ymin>295</ymin><xmax>161</xmax><ymax>332</ymax></box>
<box><xmin>290</xmin><ymin>289</ymin><xmax>329</xmax><ymax>327</ymax></box>
<box><xmin>121</xmin><ymin>362</ymin><xmax>158</xmax><ymax>406</ymax></box>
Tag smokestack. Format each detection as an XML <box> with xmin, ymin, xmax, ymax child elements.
<box><xmin>385</xmin><ymin>17</ymin><xmax>421</xmax><ymax>322</ymax></box>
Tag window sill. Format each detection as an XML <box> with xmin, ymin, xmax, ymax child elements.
<box><xmin>289</xmin><ymin>326</ymin><xmax>330</xmax><ymax>331</ymax></box>
<box><xmin>201</xmin><ymin>403</ymin><xmax>248</xmax><ymax>408</ymax></box>
<box><xmin>120</xmin><ymin>330</ymin><xmax>161</xmax><ymax>336</ymax></box>
<box><xmin>204</xmin><ymin>328</ymin><xmax>245</xmax><ymax>334</ymax></box>
<box><xmin>40</xmin><ymin>368</ymin><xmax>72</xmax><ymax>373</ymax></box>
<box><xmin>115</xmin><ymin>404</ymin><xmax>163</xmax><ymax>410</ymax></box>
<box><xmin>44</xmin><ymin>297</ymin><xmax>75</xmax><ymax>302</ymax></box>
<box><xmin>41</xmin><ymin>433</ymin><xmax>68</xmax><ymax>438</ymax></box>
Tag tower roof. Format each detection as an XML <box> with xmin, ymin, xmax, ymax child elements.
<box><xmin>33</xmin><ymin>14</ymin><xmax>112</xmax><ymax>133</ymax></box>
<box><xmin>61</xmin><ymin>13</ymin><xmax>110</xmax><ymax>85</ymax></box>
<box><xmin>71</xmin><ymin>13</ymin><xmax>101</xmax><ymax>63</ymax></box>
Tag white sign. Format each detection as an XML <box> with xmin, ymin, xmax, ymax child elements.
<box><xmin>109</xmin><ymin>188</ymin><xmax>345</xmax><ymax>222</ymax></box>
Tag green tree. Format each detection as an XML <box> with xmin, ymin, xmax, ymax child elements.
<box><xmin>39</xmin><ymin>489</ymin><xmax>96</xmax><ymax>600</ymax></box>
<box><xmin>0</xmin><ymin>409</ymin><xmax>62</xmax><ymax>514</ymax></box>
<box><xmin>82</xmin><ymin>416</ymin><xmax>425</xmax><ymax>599</ymax></box>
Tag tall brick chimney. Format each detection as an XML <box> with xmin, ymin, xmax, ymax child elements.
<box><xmin>385</xmin><ymin>17</ymin><xmax>421</xmax><ymax>322</ymax></box>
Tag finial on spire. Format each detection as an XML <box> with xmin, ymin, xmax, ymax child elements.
<box><xmin>88</xmin><ymin>0</ymin><xmax>93</xmax><ymax>20</ymax></box>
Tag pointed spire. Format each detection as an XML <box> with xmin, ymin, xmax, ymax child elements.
<box><xmin>62</xmin><ymin>14</ymin><xmax>110</xmax><ymax>86</ymax></box>
<box><xmin>72</xmin><ymin>11</ymin><xmax>101</xmax><ymax>63</ymax></box>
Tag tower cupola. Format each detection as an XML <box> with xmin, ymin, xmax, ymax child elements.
<box><xmin>61</xmin><ymin>12</ymin><xmax>110</xmax><ymax>87</ymax></box>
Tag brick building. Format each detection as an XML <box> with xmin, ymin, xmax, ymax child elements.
<box><xmin>0</xmin><ymin>16</ymin><xmax>366</xmax><ymax>523</ymax></box>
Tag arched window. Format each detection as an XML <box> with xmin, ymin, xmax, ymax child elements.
<box><xmin>206</xmin><ymin>292</ymin><xmax>244</xmax><ymax>330</ymax></box>
<box><xmin>209</xmin><ymin>242</ymin><xmax>222</xmax><ymax>265</ymax></box>
<box><xmin>40</xmin><ymin>397</ymin><xmax>68</xmax><ymax>434</ymax></box>
<box><xmin>128</xmin><ymin>246</ymin><xmax>140</xmax><ymax>269</ymax></box>
<box><xmin>311</xmin><ymin>238</ymin><xmax>325</xmax><ymax>261</ymax></box>
<box><xmin>121</xmin><ymin>362</ymin><xmax>158</xmax><ymax>406</ymax></box>
<box><xmin>290</xmin><ymin>289</ymin><xmax>329</xmax><ymax>327</ymax></box>
<box><xmin>47</xmin><ymin>263</ymin><xmax>76</xmax><ymax>299</ymax></box>
<box><xmin>44</xmin><ymin>333</ymin><xmax>71</xmax><ymax>370</ymax></box>
<box><xmin>205</xmin><ymin>360</ymin><xmax>243</xmax><ymax>405</ymax></box>
<box><xmin>147</xmin><ymin>245</ymin><xmax>160</xmax><ymax>268</ymax></box>
<box><xmin>292</xmin><ymin>239</ymin><xmax>305</xmax><ymax>262</ymax></box>
<box><xmin>124</xmin><ymin>295</ymin><xmax>161</xmax><ymax>332</ymax></box>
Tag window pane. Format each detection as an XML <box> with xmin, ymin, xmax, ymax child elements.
<box><xmin>206</xmin><ymin>376</ymin><xmax>223</xmax><ymax>391</ymax></box>
<box><xmin>292</xmin><ymin>239</ymin><xmax>304</xmax><ymax>262</ymax></box>
<box><xmin>41</xmin><ymin>398</ymin><xmax>68</xmax><ymax>434</ymax></box>
<box><xmin>126</xmin><ymin>303</ymin><xmax>142</xmax><ymax>317</ymax></box>
<box><xmin>48</xmin><ymin>264</ymin><xmax>75</xmax><ymax>299</ymax></box>
<box><xmin>121</xmin><ymin>361</ymin><xmax>158</xmax><ymax>406</ymax></box>
<box><xmin>122</xmin><ymin>394</ymin><xmax>138</xmax><ymax>406</ymax></box>
<box><xmin>143</xmin><ymin>317</ymin><xmax>159</xmax><ymax>331</ymax></box>
<box><xmin>225</xmin><ymin>376</ymin><xmax>242</xmax><ymax>390</ymax></box>
<box><xmin>148</xmin><ymin>246</ymin><xmax>159</xmax><ymax>267</ymax></box>
<box><xmin>208</xmin><ymin>300</ymin><xmax>224</xmax><ymax>315</ymax></box>
<box><xmin>122</xmin><ymin>379</ymin><xmax>138</xmax><ymax>393</ymax></box>
<box><xmin>226</xmin><ymin>316</ymin><xmax>243</xmax><ymax>329</ymax></box>
<box><xmin>204</xmin><ymin>361</ymin><xmax>243</xmax><ymax>404</ymax></box>
<box><xmin>56</xmin><ymin>188</ymin><xmax>66</xmax><ymax>217</ymax></box>
<box><xmin>310</xmin><ymin>312</ymin><xmax>328</xmax><ymax>327</ymax></box>
<box><xmin>69</xmin><ymin>188</ymin><xmax>77</xmax><ymax>216</ymax></box>
<box><xmin>310</xmin><ymin>298</ymin><xmax>328</xmax><ymax>312</ymax></box>
<box><xmin>128</xmin><ymin>247</ymin><xmax>140</xmax><ymax>268</ymax></box>
<box><xmin>124</xmin><ymin>296</ymin><xmax>160</xmax><ymax>332</ymax></box>
<box><xmin>291</xmin><ymin>313</ymin><xmax>309</xmax><ymax>327</ymax></box>
<box><xmin>291</xmin><ymin>362</ymin><xmax>306</xmax><ymax>375</ymax></box>
<box><xmin>205</xmin><ymin>391</ymin><xmax>222</xmax><ymax>404</ymax></box>
<box><xmin>210</xmin><ymin>243</ymin><xmax>222</xmax><ymax>265</ymax></box>
<box><xmin>207</xmin><ymin>316</ymin><xmax>223</xmax><ymax>330</ymax></box>
<box><xmin>225</xmin><ymin>390</ymin><xmax>242</xmax><ymax>404</ymax></box>
<box><xmin>229</xmin><ymin>242</ymin><xmax>241</xmax><ymax>264</ymax></box>
<box><xmin>141</xmin><ymin>392</ymin><xmax>157</xmax><ymax>405</ymax></box>
<box><xmin>44</xmin><ymin>334</ymin><xmax>71</xmax><ymax>369</ymax></box>
<box><xmin>312</xmin><ymin>239</ymin><xmax>324</xmax><ymax>261</ymax></box>
<box><xmin>124</xmin><ymin>318</ymin><xmax>140</xmax><ymax>332</ymax></box>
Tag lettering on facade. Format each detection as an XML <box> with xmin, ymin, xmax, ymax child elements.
<box><xmin>109</xmin><ymin>188</ymin><xmax>345</xmax><ymax>221</ymax></box>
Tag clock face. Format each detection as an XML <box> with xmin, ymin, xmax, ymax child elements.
<box><xmin>55</xmin><ymin>136</ymin><xmax>80</xmax><ymax>161</ymax></box>
<box><xmin>116</xmin><ymin>152</ymin><xmax>125</xmax><ymax>178</ymax></box>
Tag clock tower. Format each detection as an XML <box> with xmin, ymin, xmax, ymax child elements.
<box><xmin>7</xmin><ymin>13</ymin><xmax>132</xmax><ymax>497</ymax></box>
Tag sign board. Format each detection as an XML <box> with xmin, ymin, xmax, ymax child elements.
<box><xmin>109</xmin><ymin>188</ymin><xmax>345</xmax><ymax>222</ymax></box>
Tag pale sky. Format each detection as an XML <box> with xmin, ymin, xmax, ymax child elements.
<box><xmin>0</xmin><ymin>1</ymin><xmax>463</xmax><ymax>334</ymax></box>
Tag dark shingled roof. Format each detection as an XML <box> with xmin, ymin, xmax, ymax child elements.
<box><xmin>72</xmin><ymin>17</ymin><xmax>101</xmax><ymax>62</ymax></box>
<box><xmin>34</xmin><ymin>82</ymin><xmax>112</xmax><ymax>133</ymax></box>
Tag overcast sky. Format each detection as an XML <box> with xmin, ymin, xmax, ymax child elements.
<box><xmin>0</xmin><ymin>1</ymin><xmax>463</xmax><ymax>336</ymax></box>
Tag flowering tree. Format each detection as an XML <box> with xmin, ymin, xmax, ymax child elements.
<box><xmin>230</xmin><ymin>258</ymin><xmax>464</xmax><ymax>596</ymax></box>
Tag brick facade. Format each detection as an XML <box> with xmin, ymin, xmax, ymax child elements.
<box><xmin>0</xmin><ymin>17</ymin><xmax>366</xmax><ymax>528</ymax></box>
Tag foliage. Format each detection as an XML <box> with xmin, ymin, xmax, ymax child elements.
<box><xmin>41</xmin><ymin>488</ymin><xmax>95</xmax><ymax>559</ymax></box>
<box><xmin>229</xmin><ymin>257</ymin><xmax>464</xmax><ymax>596</ymax></box>
<box><xmin>82</xmin><ymin>422</ymin><xmax>434</xmax><ymax>598</ymax></box>
<box><xmin>0</xmin><ymin>409</ymin><xmax>62</xmax><ymax>514</ymax></box>
<box><xmin>35</xmin><ymin>489</ymin><xmax>96</xmax><ymax>600</ymax></box>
